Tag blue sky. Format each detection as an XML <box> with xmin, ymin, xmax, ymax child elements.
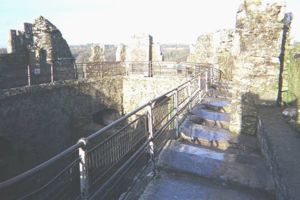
<box><xmin>0</xmin><ymin>0</ymin><xmax>299</xmax><ymax>47</ymax></box>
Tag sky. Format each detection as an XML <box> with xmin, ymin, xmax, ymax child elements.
<box><xmin>0</xmin><ymin>0</ymin><xmax>299</xmax><ymax>47</ymax></box>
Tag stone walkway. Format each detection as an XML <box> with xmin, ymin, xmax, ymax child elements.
<box><xmin>134</xmin><ymin>83</ymin><xmax>275</xmax><ymax>200</ymax></box>
<box><xmin>258</xmin><ymin>106</ymin><xmax>300</xmax><ymax>200</ymax></box>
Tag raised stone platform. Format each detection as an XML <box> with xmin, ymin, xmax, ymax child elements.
<box><xmin>157</xmin><ymin>140</ymin><xmax>274</xmax><ymax>192</ymax></box>
<box><xmin>258</xmin><ymin>106</ymin><xmax>300</xmax><ymax>200</ymax></box>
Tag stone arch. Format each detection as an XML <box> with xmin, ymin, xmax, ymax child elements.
<box><xmin>92</xmin><ymin>108</ymin><xmax>120</xmax><ymax>126</ymax></box>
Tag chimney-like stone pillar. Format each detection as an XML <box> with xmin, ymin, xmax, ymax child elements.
<box><xmin>229</xmin><ymin>0</ymin><xmax>287</xmax><ymax>135</ymax></box>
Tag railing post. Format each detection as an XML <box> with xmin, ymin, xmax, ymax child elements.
<box><xmin>174</xmin><ymin>89</ymin><xmax>179</xmax><ymax>138</ymax></box>
<box><xmin>50</xmin><ymin>64</ymin><xmax>54</xmax><ymax>83</ymax></box>
<box><xmin>100</xmin><ymin>63</ymin><xmax>103</xmax><ymax>78</ymax></box>
<box><xmin>198</xmin><ymin>74</ymin><xmax>202</xmax><ymax>103</ymax></box>
<box><xmin>27</xmin><ymin>65</ymin><xmax>31</xmax><ymax>86</ymax></box>
<box><xmin>205</xmin><ymin>71</ymin><xmax>208</xmax><ymax>92</ymax></box>
<box><xmin>74</xmin><ymin>61</ymin><xmax>78</xmax><ymax>80</ymax></box>
<box><xmin>78</xmin><ymin>138</ymin><xmax>90</xmax><ymax>200</ymax></box>
<box><xmin>83</xmin><ymin>64</ymin><xmax>87</xmax><ymax>79</ymax></box>
<box><xmin>147</xmin><ymin>103</ymin><xmax>156</xmax><ymax>175</ymax></box>
<box><xmin>188</xmin><ymin>80</ymin><xmax>192</xmax><ymax>111</ymax></box>
<box><xmin>210</xmin><ymin>67</ymin><xmax>214</xmax><ymax>84</ymax></box>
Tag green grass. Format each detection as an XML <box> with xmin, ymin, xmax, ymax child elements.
<box><xmin>283</xmin><ymin>44</ymin><xmax>300</xmax><ymax>105</ymax></box>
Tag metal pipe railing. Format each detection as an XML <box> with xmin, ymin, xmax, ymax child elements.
<box><xmin>0</xmin><ymin>66</ymin><xmax>220</xmax><ymax>200</ymax></box>
<box><xmin>0</xmin><ymin>142</ymin><xmax>82</xmax><ymax>189</ymax></box>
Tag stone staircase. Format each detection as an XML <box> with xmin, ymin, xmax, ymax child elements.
<box><xmin>138</xmin><ymin>82</ymin><xmax>275</xmax><ymax>200</ymax></box>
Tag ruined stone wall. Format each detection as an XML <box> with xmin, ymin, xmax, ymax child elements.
<box><xmin>152</xmin><ymin>42</ymin><xmax>163</xmax><ymax>62</ymax></box>
<box><xmin>0</xmin><ymin>78</ymin><xmax>123</xmax><ymax>180</ymax></box>
<box><xmin>0</xmin><ymin>23</ymin><xmax>34</xmax><ymax>88</ymax></box>
<box><xmin>116</xmin><ymin>44</ymin><xmax>126</xmax><ymax>62</ymax></box>
<box><xmin>124</xmin><ymin>34</ymin><xmax>163</xmax><ymax>62</ymax></box>
<box><xmin>188</xmin><ymin>29</ymin><xmax>237</xmax><ymax>80</ymax></box>
<box><xmin>32</xmin><ymin>16</ymin><xmax>73</xmax><ymax>63</ymax></box>
<box><xmin>0</xmin><ymin>54</ymin><xmax>29</xmax><ymax>89</ymax></box>
<box><xmin>126</xmin><ymin>34</ymin><xmax>151</xmax><ymax>62</ymax></box>
<box><xmin>89</xmin><ymin>44</ymin><xmax>117</xmax><ymax>62</ymax></box>
<box><xmin>83</xmin><ymin>62</ymin><xmax>125</xmax><ymax>79</ymax></box>
<box><xmin>89</xmin><ymin>44</ymin><xmax>105</xmax><ymax>62</ymax></box>
<box><xmin>229</xmin><ymin>0</ymin><xmax>286</xmax><ymax>135</ymax></box>
<box><xmin>0</xmin><ymin>16</ymin><xmax>75</xmax><ymax>89</ymax></box>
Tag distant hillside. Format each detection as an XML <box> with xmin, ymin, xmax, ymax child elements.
<box><xmin>161</xmin><ymin>44</ymin><xmax>190</xmax><ymax>62</ymax></box>
<box><xmin>70</xmin><ymin>44</ymin><xmax>117</xmax><ymax>63</ymax></box>
<box><xmin>70</xmin><ymin>43</ymin><xmax>191</xmax><ymax>63</ymax></box>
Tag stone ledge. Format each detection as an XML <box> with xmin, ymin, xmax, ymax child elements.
<box><xmin>257</xmin><ymin>106</ymin><xmax>300</xmax><ymax>200</ymax></box>
<box><xmin>0</xmin><ymin>77</ymin><xmax>123</xmax><ymax>100</ymax></box>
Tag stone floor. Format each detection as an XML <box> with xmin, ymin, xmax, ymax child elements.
<box><xmin>139</xmin><ymin>171</ymin><xmax>271</xmax><ymax>200</ymax></box>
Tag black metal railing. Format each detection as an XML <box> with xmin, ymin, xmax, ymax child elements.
<box><xmin>0</xmin><ymin>61</ymin><xmax>217</xmax><ymax>90</ymax></box>
<box><xmin>0</xmin><ymin>66</ymin><xmax>219</xmax><ymax>200</ymax></box>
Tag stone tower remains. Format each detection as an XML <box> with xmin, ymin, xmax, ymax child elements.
<box><xmin>229</xmin><ymin>0</ymin><xmax>290</xmax><ymax>135</ymax></box>
<box><xmin>1</xmin><ymin>16</ymin><xmax>75</xmax><ymax>88</ymax></box>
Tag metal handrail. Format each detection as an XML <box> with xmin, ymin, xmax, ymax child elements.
<box><xmin>0</xmin><ymin>142</ymin><xmax>82</xmax><ymax>188</ymax></box>
<box><xmin>0</xmin><ymin>66</ymin><xmax>219</xmax><ymax>200</ymax></box>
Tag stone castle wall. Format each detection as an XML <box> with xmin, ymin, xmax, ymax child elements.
<box><xmin>89</xmin><ymin>44</ymin><xmax>117</xmax><ymax>62</ymax></box>
<box><xmin>115</xmin><ymin>34</ymin><xmax>163</xmax><ymax>63</ymax></box>
<box><xmin>229</xmin><ymin>0</ymin><xmax>287</xmax><ymax>135</ymax></box>
<box><xmin>187</xmin><ymin>0</ymin><xmax>290</xmax><ymax>135</ymax></box>
<box><xmin>0</xmin><ymin>16</ymin><xmax>75</xmax><ymax>89</ymax></box>
<box><xmin>0</xmin><ymin>77</ymin><xmax>123</xmax><ymax>180</ymax></box>
<box><xmin>188</xmin><ymin>29</ymin><xmax>238</xmax><ymax>80</ymax></box>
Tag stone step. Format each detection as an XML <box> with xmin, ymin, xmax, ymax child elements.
<box><xmin>201</xmin><ymin>97</ymin><xmax>231</xmax><ymax>108</ymax></box>
<box><xmin>201</xmin><ymin>97</ymin><xmax>232</xmax><ymax>113</ymax></box>
<box><xmin>188</xmin><ymin>113</ymin><xmax>230</xmax><ymax>130</ymax></box>
<box><xmin>139</xmin><ymin>171</ymin><xmax>272</xmax><ymax>200</ymax></box>
<box><xmin>212</xmin><ymin>83</ymin><xmax>233</xmax><ymax>90</ymax></box>
<box><xmin>208</xmin><ymin>87</ymin><xmax>232</xmax><ymax>99</ymax></box>
<box><xmin>157</xmin><ymin>140</ymin><xmax>274</xmax><ymax>193</ymax></box>
<box><xmin>179</xmin><ymin>119</ymin><xmax>259</xmax><ymax>153</ymax></box>
<box><xmin>191</xmin><ymin>105</ymin><xmax>231</xmax><ymax>122</ymax></box>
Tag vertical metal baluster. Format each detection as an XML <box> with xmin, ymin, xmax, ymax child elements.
<box><xmin>210</xmin><ymin>67</ymin><xmax>214</xmax><ymax>84</ymax></box>
<box><xmin>95</xmin><ymin>147</ymin><xmax>99</xmax><ymax>169</ymax></box>
<box><xmin>50</xmin><ymin>64</ymin><xmax>54</xmax><ymax>83</ymax></box>
<box><xmin>188</xmin><ymin>81</ymin><xmax>192</xmax><ymax>111</ymax></box>
<box><xmin>111</xmin><ymin>136</ymin><xmax>115</xmax><ymax>164</ymax></box>
<box><xmin>27</xmin><ymin>65</ymin><xmax>31</xmax><ymax>86</ymax></box>
<box><xmin>147</xmin><ymin>103</ymin><xmax>156</xmax><ymax>175</ymax></box>
<box><xmin>78</xmin><ymin>138</ymin><xmax>90</xmax><ymax>200</ymax></box>
<box><xmin>198</xmin><ymin>73</ymin><xmax>202</xmax><ymax>103</ymax></box>
<box><xmin>117</xmin><ymin>134</ymin><xmax>121</xmax><ymax>161</ymax></box>
<box><xmin>100</xmin><ymin>145</ymin><xmax>104</xmax><ymax>168</ymax></box>
<box><xmin>104</xmin><ymin>142</ymin><xmax>107</xmax><ymax>167</ymax></box>
<box><xmin>205</xmin><ymin>71</ymin><xmax>208</xmax><ymax>92</ymax></box>
<box><xmin>74</xmin><ymin>61</ymin><xmax>78</xmax><ymax>79</ymax></box>
<box><xmin>174</xmin><ymin>89</ymin><xmax>179</xmax><ymax>138</ymax></box>
<box><xmin>109</xmin><ymin>139</ymin><xmax>112</xmax><ymax>164</ymax></box>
